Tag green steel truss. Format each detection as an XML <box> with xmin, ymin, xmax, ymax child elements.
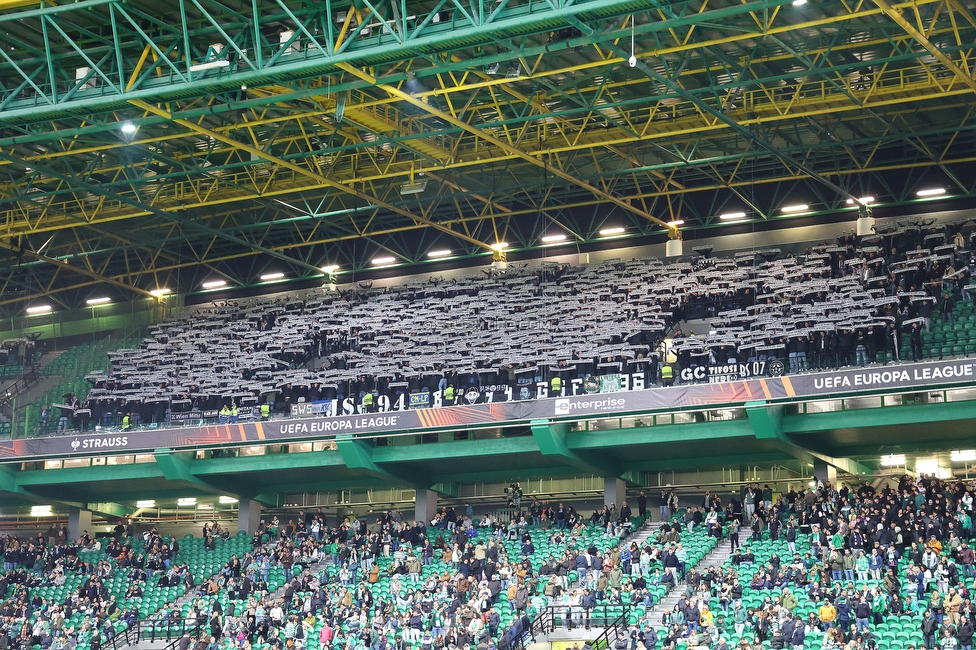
<box><xmin>0</xmin><ymin>0</ymin><xmax>975</xmax><ymax>313</ymax></box>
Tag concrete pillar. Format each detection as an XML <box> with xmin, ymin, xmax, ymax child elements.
<box><xmin>237</xmin><ymin>499</ymin><xmax>262</xmax><ymax>534</ymax></box>
<box><xmin>415</xmin><ymin>489</ymin><xmax>438</xmax><ymax>525</ymax></box>
<box><xmin>67</xmin><ymin>507</ymin><xmax>92</xmax><ymax>542</ymax></box>
<box><xmin>604</xmin><ymin>477</ymin><xmax>626</xmax><ymax>509</ymax></box>
<box><xmin>813</xmin><ymin>461</ymin><xmax>837</xmax><ymax>488</ymax></box>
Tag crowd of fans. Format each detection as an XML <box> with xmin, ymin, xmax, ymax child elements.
<box><xmin>160</xmin><ymin>504</ymin><xmax>661</xmax><ymax>650</ymax></box>
<box><xmin>0</xmin><ymin>523</ymin><xmax>192</xmax><ymax>650</ymax></box>
<box><xmin>56</xmin><ymin>220</ymin><xmax>975</xmax><ymax>431</ymax></box>
<box><xmin>3</xmin><ymin>473</ymin><xmax>976</xmax><ymax>650</ymax></box>
<box><xmin>657</xmin><ymin>474</ymin><xmax>976</xmax><ymax>650</ymax></box>
<box><xmin>0</xmin><ymin>498</ymin><xmax>683</xmax><ymax>650</ymax></box>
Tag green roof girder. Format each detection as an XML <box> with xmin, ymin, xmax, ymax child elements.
<box><xmin>16</xmin><ymin>107</ymin><xmax>972</xmax><ymax>227</ymax></box>
<box><xmin>0</xmin><ymin>0</ymin><xmax>799</xmax><ymax>122</ymax></box>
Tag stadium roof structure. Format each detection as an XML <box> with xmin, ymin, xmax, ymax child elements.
<box><xmin>0</xmin><ymin>0</ymin><xmax>975</xmax><ymax>314</ymax></box>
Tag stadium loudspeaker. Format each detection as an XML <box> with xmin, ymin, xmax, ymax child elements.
<box><xmin>666</xmin><ymin>238</ymin><xmax>683</xmax><ymax>257</ymax></box>
<box><xmin>856</xmin><ymin>216</ymin><xmax>875</xmax><ymax>236</ymax></box>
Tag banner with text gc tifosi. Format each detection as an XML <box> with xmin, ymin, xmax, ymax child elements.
<box><xmin>1</xmin><ymin>359</ymin><xmax>974</xmax><ymax>460</ymax></box>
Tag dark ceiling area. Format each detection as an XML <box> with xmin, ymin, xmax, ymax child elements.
<box><xmin>0</xmin><ymin>0</ymin><xmax>974</xmax><ymax>316</ymax></box>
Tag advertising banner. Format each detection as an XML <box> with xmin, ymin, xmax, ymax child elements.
<box><xmin>1</xmin><ymin>358</ymin><xmax>973</xmax><ymax>460</ymax></box>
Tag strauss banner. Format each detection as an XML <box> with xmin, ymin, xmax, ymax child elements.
<box><xmin>1</xmin><ymin>358</ymin><xmax>974</xmax><ymax>460</ymax></box>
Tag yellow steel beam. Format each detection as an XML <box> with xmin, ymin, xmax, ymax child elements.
<box><xmin>126</xmin><ymin>45</ymin><xmax>152</xmax><ymax>92</ymax></box>
<box><xmin>18</xmin><ymin>147</ymin><xmax>976</xmax><ymax>282</ymax></box>
<box><xmin>131</xmin><ymin>150</ymin><xmax>976</xmax><ymax>275</ymax></box>
<box><xmin>426</xmin><ymin>172</ymin><xmax>512</xmax><ymax>215</ymax></box>
<box><xmin>0</xmin><ymin>280</ymin><xmax>105</xmax><ymax>309</ymax></box>
<box><xmin>948</xmin><ymin>0</ymin><xmax>976</xmax><ymax>30</ymax></box>
<box><xmin>128</xmin><ymin>99</ymin><xmax>495</xmax><ymax>252</ymax></box>
<box><xmin>312</xmin><ymin>1</ymin><xmax>951</xmax><ymax>118</ymax></box>
<box><xmin>0</xmin><ymin>0</ymin><xmax>43</xmax><ymax>11</ymax></box>
<box><xmin>0</xmin><ymin>97</ymin><xmax>967</xmax><ymax>239</ymax></box>
<box><xmin>249</xmin><ymin>85</ymin><xmax>514</xmax><ymax>218</ymax></box>
<box><xmin>0</xmin><ymin>18</ymin><xmax>965</xmax><ymax>181</ymax></box>
<box><xmin>871</xmin><ymin>0</ymin><xmax>976</xmax><ymax>94</ymax></box>
<box><xmin>0</xmin><ymin>60</ymin><xmax>969</xmax><ymax>239</ymax></box>
<box><xmin>337</xmin><ymin>63</ymin><xmax>676</xmax><ymax>233</ymax></box>
<box><xmin>10</xmin><ymin>33</ymin><xmax>959</xmax><ymax>175</ymax></box>
<box><xmin>0</xmin><ymin>239</ymin><xmax>156</xmax><ymax>299</ymax></box>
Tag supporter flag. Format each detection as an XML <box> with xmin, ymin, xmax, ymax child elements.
<box><xmin>599</xmin><ymin>374</ymin><xmax>622</xmax><ymax>392</ymax></box>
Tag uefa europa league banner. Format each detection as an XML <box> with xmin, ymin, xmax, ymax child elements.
<box><xmin>1</xmin><ymin>359</ymin><xmax>973</xmax><ymax>460</ymax></box>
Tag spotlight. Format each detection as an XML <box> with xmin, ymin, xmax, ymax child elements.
<box><xmin>781</xmin><ymin>204</ymin><xmax>809</xmax><ymax>214</ymax></box>
<box><xmin>321</xmin><ymin>265</ymin><xmax>339</xmax><ymax>273</ymax></box>
<box><xmin>398</xmin><ymin>178</ymin><xmax>428</xmax><ymax>195</ymax></box>
<box><xmin>486</xmin><ymin>63</ymin><xmax>500</xmax><ymax>75</ymax></box>
<box><xmin>120</xmin><ymin>122</ymin><xmax>137</xmax><ymax>135</ymax></box>
<box><xmin>541</xmin><ymin>234</ymin><xmax>567</xmax><ymax>243</ymax></box>
<box><xmin>506</xmin><ymin>63</ymin><xmax>521</xmax><ymax>79</ymax></box>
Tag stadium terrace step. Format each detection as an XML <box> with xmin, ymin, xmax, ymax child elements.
<box><xmin>620</xmin><ymin>519</ymin><xmax>664</xmax><ymax>547</ymax></box>
<box><xmin>535</xmin><ymin>627</ymin><xmax>605</xmax><ymax>643</ymax></box>
<box><xmin>127</xmin><ymin>641</ymin><xmax>170</xmax><ymax>650</ymax></box>
<box><xmin>649</xmin><ymin>535</ymin><xmax>733</xmax><ymax>627</ymax></box>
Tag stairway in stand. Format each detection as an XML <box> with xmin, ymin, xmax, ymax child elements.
<box><xmin>649</xmin><ymin>533</ymin><xmax>733</xmax><ymax>627</ymax></box>
<box><xmin>619</xmin><ymin>518</ymin><xmax>665</xmax><ymax>549</ymax></box>
<box><xmin>525</xmin><ymin>518</ymin><xmax>667</xmax><ymax>650</ymax></box>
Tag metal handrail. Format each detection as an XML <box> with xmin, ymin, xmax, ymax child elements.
<box><xmin>590</xmin><ymin>609</ymin><xmax>631</xmax><ymax>650</ymax></box>
<box><xmin>509</xmin><ymin>605</ymin><xmax>631</xmax><ymax>650</ymax></box>
<box><xmin>161</xmin><ymin>625</ymin><xmax>207</xmax><ymax>650</ymax></box>
<box><xmin>103</xmin><ymin>625</ymin><xmax>140</xmax><ymax>650</ymax></box>
<box><xmin>102</xmin><ymin>620</ymin><xmax>207</xmax><ymax>649</ymax></box>
<box><xmin>0</xmin><ymin>364</ymin><xmax>39</xmax><ymax>418</ymax></box>
<box><xmin>139</xmin><ymin>621</ymin><xmax>206</xmax><ymax>644</ymax></box>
